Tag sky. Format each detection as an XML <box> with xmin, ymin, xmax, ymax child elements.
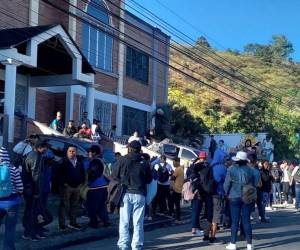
<box><xmin>126</xmin><ymin>0</ymin><xmax>300</xmax><ymax>61</ymax></box>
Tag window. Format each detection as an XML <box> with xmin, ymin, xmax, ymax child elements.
<box><xmin>82</xmin><ymin>0</ymin><xmax>113</xmax><ymax>71</ymax></box>
<box><xmin>80</xmin><ymin>96</ymin><xmax>112</xmax><ymax>131</ymax></box>
<box><xmin>126</xmin><ymin>46</ymin><xmax>149</xmax><ymax>83</ymax></box>
<box><xmin>123</xmin><ymin>106</ymin><xmax>147</xmax><ymax>136</ymax></box>
<box><xmin>181</xmin><ymin>149</ymin><xmax>197</xmax><ymax>161</ymax></box>
<box><xmin>15</xmin><ymin>85</ymin><xmax>27</xmax><ymax>114</ymax></box>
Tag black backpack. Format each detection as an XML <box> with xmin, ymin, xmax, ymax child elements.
<box><xmin>272</xmin><ymin>168</ymin><xmax>282</xmax><ymax>182</ymax></box>
<box><xmin>157</xmin><ymin>163</ymin><xmax>170</xmax><ymax>183</ymax></box>
<box><xmin>294</xmin><ymin>168</ymin><xmax>300</xmax><ymax>183</ymax></box>
<box><xmin>190</xmin><ymin>163</ymin><xmax>214</xmax><ymax>195</ymax></box>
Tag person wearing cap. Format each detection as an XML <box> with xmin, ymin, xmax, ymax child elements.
<box><xmin>224</xmin><ymin>151</ymin><xmax>258</xmax><ymax>250</ymax></box>
<box><xmin>113</xmin><ymin>140</ymin><xmax>152</xmax><ymax>250</ymax></box>
<box><xmin>22</xmin><ymin>140</ymin><xmax>49</xmax><ymax>241</ymax></box>
<box><xmin>186</xmin><ymin>151</ymin><xmax>213</xmax><ymax>238</ymax></box>
<box><xmin>0</xmin><ymin>147</ymin><xmax>23</xmax><ymax>250</ymax></box>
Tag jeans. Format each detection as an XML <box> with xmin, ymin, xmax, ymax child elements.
<box><xmin>118</xmin><ymin>193</ymin><xmax>146</xmax><ymax>250</ymax></box>
<box><xmin>295</xmin><ymin>184</ymin><xmax>300</xmax><ymax>209</ymax></box>
<box><xmin>261</xmin><ymin>192</ymin><xmax>270</xmax><ymax>220</ymax></box>
<box><xmin>58</xmin><ymin>186</ymin><xmax>80</xmax><ymax>227</ymax></box>
<box><xmin>0</xmin><ymin>205</ymin><xmax>19</xmax><ymax>250</ymax></box>
<box><xmin>23</xmin><ymin>194</ymin><xmax>39</xmax><ymax>236</ymax></box>
<box><xmin>229</xmin><ymin>198</ymin><xmax>253</xmax><ymax>244</ymax></box>
<box><xmin>191</xmin><ymin>196</ymin><xmax>213</xmax><ymax>229</ymax></box>
<box><xmin>272</xmin><ymin>182</ymin><xmax>281</xmax><ymax>203</ymax></box>
<box><xmin>282</xmin><ymin>182</ymin><xmax>290</xmax><ymax>202</ymax></box>
<box><xmin>86</xmin><ymin>188</ymin><xmax>109</xmax><ymax>227</ymax></box>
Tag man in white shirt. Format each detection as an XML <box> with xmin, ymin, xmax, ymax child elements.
<box><xmin>152</xmin><ymin>155</ymin><xmax>173</xmax><ymax>215</ymax></box>
<box><xmin>291</xmin><ymin>165</ymin><xmax>300</xmax><ymax>211</ymax></box>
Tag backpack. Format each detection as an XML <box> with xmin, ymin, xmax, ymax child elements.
<box><xmin>198</xmin><ymin>166</ymin><xmax>215</xmax><ymax>195</ymax></box>
<box><xmin>240</xmin><ymin>168</ymin><xmax>257</xmax><ymax>204</ymax></box>
<box><xmin>157</xmin><ymin>163</ymin><xmax>170</xmax><ymax>183</ymax></box>
<box><xmin>0</xmin><ymin>164</ymin><xmax>13</xmax><ymax>198</ymax></box>
<box><xmin>294</xmin><ymin>168</ymin><xmax>300</xmax><ymax>183</ymax></box>
<box><xmin>182</xmin><ymin>181</ymin><xmax>194</xmax><ymax>201</ymax></box>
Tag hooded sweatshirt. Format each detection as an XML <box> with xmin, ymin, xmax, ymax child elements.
<box><xmin>211</xmin><ymin>148</ymin><xmax>227</xmax><ymax>196</ymax></box>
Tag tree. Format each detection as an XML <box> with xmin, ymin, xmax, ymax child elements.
<box><xmin>195</xmin><ymin>36</ymin><xmax>211</xmax><ymax>48</ymax></box>
<box><xmin>270</xmin><ymin>35</ymin><xmax>294</xmax><ymax>60</ymax></box>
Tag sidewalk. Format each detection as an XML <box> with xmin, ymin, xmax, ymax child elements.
<box><xmin>0</xmin><ymin>196</ymin><xmax>192</xmax><ymax>250</ymax></box>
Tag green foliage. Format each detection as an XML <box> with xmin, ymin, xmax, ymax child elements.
<box><xmin>195</xmin><ymin>36</ymin><xmax>211</xmax><ymax>48</ymax></box>
<box><xmin>244</xmin><ymin>35</ymin><xmax>294</xmax><ymax>62</ymax></box>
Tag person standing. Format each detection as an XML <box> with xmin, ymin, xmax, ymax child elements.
<box><xmin>58</xmin><ymin>146</ymin><xmax>85</xmax><ymax>231</ymax></box>
<box><xmin>270</xmin><ymin>162</ymin><xmax>282</xmax><ymax>204</ymax></box>
<box><xmin>291</xmin><ymin>165</ymin><xmax>300</xmax><ymax>211</ymax></box>
<box><xmin>152</xmin><ymin>155</ymin><xmax>173</xmax><ymax>215</ymax></box>
<box><xmin>224</xmin><ymin>151</ymin><xmax>258</xmax><ymax>250</ymax></box>
<box><xmin>79</xmin><ymin>111</ymin><xmax>91</xmax><ymax>128</ymax></box>
<box><xmin>86</xmin><ymin>158</ymin><xmax>110</xmax><ymax>228</ymax></box>
<box><xmin>209</xmin><ymin>135</ymin><xmax>217</xmax><ymax>159</ymax></box>
<box><xmin>113</xmin><ymin>141</ymin><xmax>152</xmax><ymax>250</ymax></box>
<box><xmin>259</xmin><ymin>161</ymin><xmax>273</xmax><ymax>222</ymax></box>
<box><xmin>22</xmin><ymin>140</ymin><xmax>49</xmax><ymax>241</ymax></box>
<box><xmin>169</xmin><ymin>157</ymin><xmax>184</xmax><ymax>221</ymax></box>
<box><xmin>0</xmin><ymin>147</ymin><xmax>23</xmax><ymax>249</ymax></box>
<box><xmin>209</xmin><ymin>148</ymin><xmax>227</xmax><ymax>245</ymax></box>
<box><xmin>186</xmin><ymin>151</ymin><xmax>213</xmax><ymax>238</ymax></box>
<box><xmin>50</xmin><ymin>111</ymin><xmax>64</xmax><ymax>133</ymax></box>
<box><xmin>63</xmin><ymin>120</ymin><xmax>77</xmax><ymax>137</ymax></box>
<box><xmin>281</xmin><ymin>161</ymin><xmax>291</xmax><ymax>205</ymax></box>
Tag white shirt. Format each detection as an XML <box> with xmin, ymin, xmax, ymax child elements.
<box><xmin>128</xmin><ymin>136</ymin><xmax>140</xmax><ymax>143</ymax></box>
<box><xmin>282</xmin><ymin>167</ymin><xmax>291</xmax><ymax>182</ymax></box>
<box><xmin>154</xmin><ymin>162</ymin><xmax>173</xmax><ymax>185</ymax></box>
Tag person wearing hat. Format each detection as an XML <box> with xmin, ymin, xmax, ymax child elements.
<box><xmin>113</xmin><ymin>140</ymin><xmax>153</xmax><ymax>250</ymax></box>
<box><xmin>186</xmin><ymin>151</ymin><xmax>213</xmax><ymax>239</ymax></box>
<box><xmin>224</xmin><ymin>151</ymin><xmax>258</xmax><ymax>250</ymax></box>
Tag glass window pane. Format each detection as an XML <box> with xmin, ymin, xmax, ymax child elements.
<box><xmin>98</xmin><ymin>31</ymin><xmax>105</xmax><ymax>69</ymax></box>
<box><xmin>105</xmin><ymin>35</ymin><xmax>113</xmax><ymax>71</ymax></box>
<box><xmin>89</xmin><ymin>26</ymin><xmax>97</xmax><ymax>67</ymax></box>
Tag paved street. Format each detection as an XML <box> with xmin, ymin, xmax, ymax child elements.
<box><xmin>65</xmin><ymin>208</ymin><xmax>300</xmax><ymax>250</ymax></box>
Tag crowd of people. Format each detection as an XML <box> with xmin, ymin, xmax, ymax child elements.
<box><xmin>1</xmin><ymin>129</ymin><xmax>300</xmax><ymax>250</ymax></box>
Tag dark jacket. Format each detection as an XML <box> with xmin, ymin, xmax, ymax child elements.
<box><xmin>260</xmin><ymin>168</ymin><xmax>273</xmax><ymax>193</ymax></box>
<box><xmin>270</xmin><ymin>167</ymin><xmax>283</xmax><ymax>183</ymax></box>
<box><xmin>111</xmin><ymin>152</ymin><xmax>152</xmax><ymax>196</ymax></box>
<box><xmin>23</xmin><ymin>150</ymin><xmax>44</xmax><ymax>196</ymax></box>
<box><xmin>63</xmin><ymin>126</ymin><xmax>77</xmax><ymax>137</ymax></box>
<box><xmin>60</xmin><ymin>157</ymin><xmax>85</xmax><ymax>188</ymax></box>
<box><xmin>186</xmin><ymin>161</ymin><xmax>213</xmax><ymax>198</ymax></box>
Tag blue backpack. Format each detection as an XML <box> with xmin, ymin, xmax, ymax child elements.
<box><xmin>0</xmin><ymin>164</ymin><xmax>13</xmax><ymax>198</ymax></box>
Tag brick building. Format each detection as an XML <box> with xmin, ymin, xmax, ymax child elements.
<box><xmin>0</xmin><ymin>0</ymin><xmax>170</xmax><ymax>146</ymax></box>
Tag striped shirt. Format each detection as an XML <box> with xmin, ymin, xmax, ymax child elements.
<box><xmin>9</xmin><ymin>165</ymin><xmax>23</xmax><ymax>194</ymax></box>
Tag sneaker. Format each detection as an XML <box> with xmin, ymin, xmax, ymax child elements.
<box><xmin>68</xmin><ymin>223</ymin><xmax>82</xmax><ymax>230</ymax></box>
<box><xmin>192</xmin><ymin>229</ymin><xmax>204</xmax><ymax>237</ymax></box>
<box><xmin>247</xmin><ymin>244</ymin><xmax>255</xmax><ymax>250</ymax></box>
<box><xmin>226</xmin><ymin>243</ymin><xmax>237</xmax><ymax>250</ymax></box>
<box><xmin>208</xmin><ymin>237</ymin><xmax>225</xmax><ymax>245</ymax></box>
<box><xmin>22</xmin><ymin>234</ymin><xmax>30</xmax><ymax>240</ymax></box>
<box><xmin>36</xmin><ymin>233</ymin><xmax>47</xmax><ymax>239</ymax></box>
<box><xmin>147</xmin><ymin>216</ymin><xmax>153</xmax><ymax>221</ymax></box>
<box><xmin>58</xmin><ymin>225</ymin><xmax>67</xmax><ymax>232</ymax></box>
<box><xmin>260</xmin><ymin>218</ymin><xmax>270</xmax><ymax>223</ymax></box>
<box><xmin>203</xmin><ymin>235</ymin><xmax>210</xmax><ymax>241</ymax></box>
<box><xmin>265</xmin><ymin>206</ymin><xmax>273</xmax><ymax>211</ymax></box>
<box><xmin>29</xmin><ymin>235</ymin><xmax>40</xmax><ymax>242</ymax></box>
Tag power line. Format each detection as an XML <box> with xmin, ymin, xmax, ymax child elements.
<box><xmin>125</xmin><ymin>0</ymin><xmax>300</xmax><ymax>109</ymax></box>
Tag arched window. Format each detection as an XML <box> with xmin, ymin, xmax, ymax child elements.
<box><xmin>82</xmin><ymin>0</ymin><xmax>113</xmax><ymax>72</ymax></box>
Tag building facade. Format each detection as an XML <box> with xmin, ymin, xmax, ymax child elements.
<box><xmin>0</xmin><ymin>0</ymin><xmax>170</xmax><ymax>145</ymax></box>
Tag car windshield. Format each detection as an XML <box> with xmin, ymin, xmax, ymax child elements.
<box><xmin>193</xmin><ymin>149</ymin><xmax>201</xmax><ymax>156</ymax></box>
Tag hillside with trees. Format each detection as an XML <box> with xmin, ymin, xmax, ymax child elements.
<box><xmin>164</xmin><ymin>35</ymin><xmax>300</xmax><ymax>160</ymax></box>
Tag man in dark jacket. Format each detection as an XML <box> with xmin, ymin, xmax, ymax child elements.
<box><xmin>270</xmin><ymin>162</ymin><xmax>282</xmax><ymax>204</ymax></box>
<box><xmin>58</xmin><ymin>146</ymin><xmax>85</xmax><ymax>231</ymax></box>
<box><xmin>22</xmin><ymin>140</ymin><xmax>48</xmax><ymax>241</ymax></box>
<box><xmin>259</xmin><ymin>160</ymin><xmax>274</xmax><ymax>222</ymax></box>
<box><xmin>114</xmin><ymin>141</ymin><xmax>152</xmax><ymax>250</ymax></box>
